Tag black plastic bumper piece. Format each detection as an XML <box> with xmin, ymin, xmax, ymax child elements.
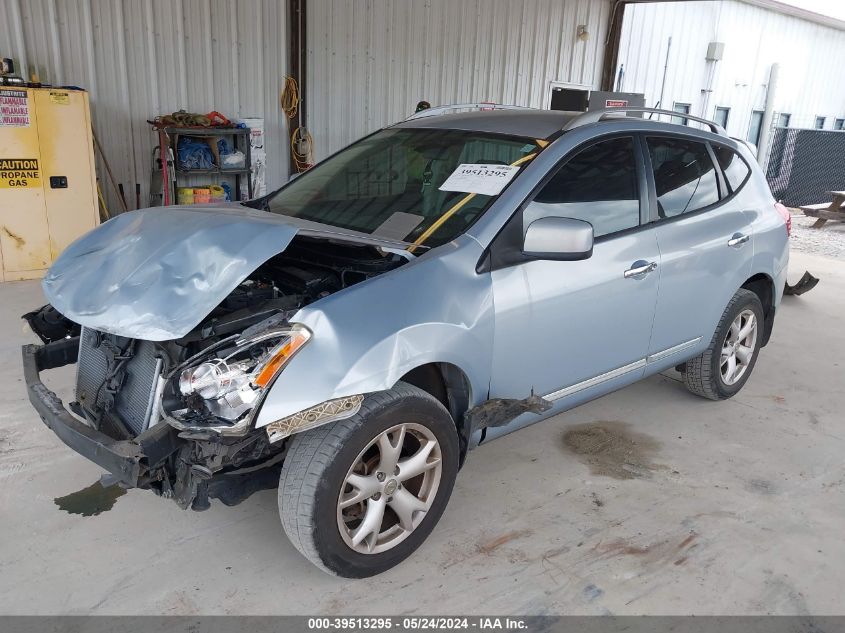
<box><xmin>22</xmin><ymin>338</ymin><xmax>181</xmax><ymax>487</ymax></box>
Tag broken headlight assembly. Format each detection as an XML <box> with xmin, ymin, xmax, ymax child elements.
<box><xmin>162</xmin><ymin>324</ymin><xmax>311</xmax><ymax>436</ymax></box>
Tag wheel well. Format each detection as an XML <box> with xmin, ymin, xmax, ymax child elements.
<box><xmin>399</xmin><ymin>363</ymin><xmax>472</xmax><ymax>463</ymax></box>
<box><xmin>741</xmin><ymin>273</ymin><xmax>775</xmax><ymax>346</ymax></box>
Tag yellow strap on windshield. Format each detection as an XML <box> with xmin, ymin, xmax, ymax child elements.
<box><xmin>408</xmin><ymin>151</ymin><xmax>538</xmax><ymax>253</ymax></box>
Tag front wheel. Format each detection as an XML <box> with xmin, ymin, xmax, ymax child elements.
<box><xmin>683</xmin><ymin>288</ymin><xmax>764</xmax><ymax>400</ymax></box>
<box><xmin>278</xmin><ymin>382</ymin><xmax>459</xmax><ymax>577</ymax></box>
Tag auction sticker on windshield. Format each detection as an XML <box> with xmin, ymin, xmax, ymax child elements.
<box><xmin>439</xmin><ymin>163</ymin><xmax>520</xmax><ymax>196</ymax></box>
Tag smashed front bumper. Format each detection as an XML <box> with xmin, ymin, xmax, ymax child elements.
<box><xmin>22</xmin><ymin>337</ymin><xmax>180</xmax><ymax>488</ymax></box>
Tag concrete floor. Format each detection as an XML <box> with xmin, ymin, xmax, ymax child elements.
<box><xmin>1</xmin><ymin>250</ymin><xmax>843</xmax><ymax>616</ymax></box>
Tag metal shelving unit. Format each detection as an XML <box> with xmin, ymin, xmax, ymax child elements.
<box><xmin>161</xmin><ymin>126</ymin><xmax>253</xmax><ymax>202</ymax></box>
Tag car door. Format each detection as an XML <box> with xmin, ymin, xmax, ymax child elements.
<box><xmin>487</xmin><ymin>135</ymin><xmax>660</xmax><ymax>410</ymax></box>
<box><xmin>644</xmin><ymin>136</ymin><xmax>754</xmax><ymax>365</ymax></box>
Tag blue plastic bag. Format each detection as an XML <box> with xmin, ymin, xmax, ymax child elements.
<box><xmin>177</xmin><ymin>137</ymin><xmax>214</xmax><ymax>170</ymax></box>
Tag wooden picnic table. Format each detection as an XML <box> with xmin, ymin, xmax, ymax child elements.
<box><xmin>800</xmin><ymin>191</ymin><xmax>845</xmax><ymax>228</ymax></box>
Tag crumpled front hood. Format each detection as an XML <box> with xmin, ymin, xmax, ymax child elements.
<box><xmin>43</xmin><ymin>205</ymin><xmax>409</xmax><ymax>341</ymax></box>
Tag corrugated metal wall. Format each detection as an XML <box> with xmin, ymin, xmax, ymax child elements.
<box><xmin>5</xmin><ymin>0</ymin><xmax>844</xmax><ymax>212</ymax></box>
<box><xmin>307</xmin><ymin>0</ymin><xmax>613</xmax><ymax>159</ymax></box>
<box><xmin>2</xmin><ymin>0</ymin><xmax>612</xmax><ymax>207</ymax></box>
<box><xmin>0</xmin><ymin>0</ymin><xmax>289</xmax><ymax>213</ymax></box>
<box><xmin>617</xmin><ymin>0</ymin><xmax>845</xmax><ymax>137</ymax></box>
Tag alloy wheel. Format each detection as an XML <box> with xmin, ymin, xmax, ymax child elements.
<box><xmin>337</xmin><ymin>423</ymin><xmax>443</xmax><ymax>554</ymax></box>
<box><xmin>720</xmin><ymin>309</ymin><xmax>757</xmax><ymax>386</ymax></box>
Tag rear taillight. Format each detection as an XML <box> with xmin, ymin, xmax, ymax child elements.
<box><xmin>775</xmin><ymin>202</ymin><xmax>791</xmax><ymax>236</ymax></box>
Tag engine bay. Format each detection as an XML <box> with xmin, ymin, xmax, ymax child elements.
<box><xmin>26</xmin><ymin>235</ymin><xmax>407</xmax><ymax>438</ymax></box>
<box><xmin>23</xmin><ymin>235</ymin><xmax>410</xmax><ymax>510</ymax></box>
<box><xmin>175</xmin><ymin>236</ymin><xmax>406</xmax><ymax>352</ymax></box>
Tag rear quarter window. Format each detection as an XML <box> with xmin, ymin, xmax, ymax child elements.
<box><xmin>646</xmin><ymin>137</ymin><xmax>720</xmax><ymax>217</ymax></box>
<box><xmin>713</xmin><ymin>145</ymin><xmax>751</xmax><ymax>195</ymax></box>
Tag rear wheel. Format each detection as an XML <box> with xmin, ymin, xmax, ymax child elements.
<box><xmin>278</xmin><ymin>382</ymin><xmax>459</xmax><ymax>577</ymax></box>
<box><xmin>683</xmin><ymin>288</ymin><xmax>764</xmax><ymax>400</ymax></box>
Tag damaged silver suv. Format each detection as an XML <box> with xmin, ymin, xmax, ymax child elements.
<box><xmin>23</xmin><ymin>106</ymin><xmax>789</xmax><ymax>577</ymax></box>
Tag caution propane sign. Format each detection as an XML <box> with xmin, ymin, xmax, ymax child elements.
<box><xmin>0</xmin><ymin>158</ymin><xmax>41</xmax><ymax>188</ymax></box>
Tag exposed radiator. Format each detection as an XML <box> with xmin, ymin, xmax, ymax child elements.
<box><xmin>75</xmin><ymin>327</ymin><xmax>163</xmax><ymax>435</ymax></box>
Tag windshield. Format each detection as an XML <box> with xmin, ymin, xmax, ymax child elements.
<box><xmin>261</xmin><ymin>128</ymin><xmax>541</xmax><ymax>248</ymax></box>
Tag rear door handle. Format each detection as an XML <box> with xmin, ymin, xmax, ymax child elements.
<box><xmin>624</xmin><ymin>260</ymin><xmax>658</xmax><ymax>279</ymax></box>
<box><xmin>728</xmin><ymin>233</ymin><xmax>751</xmax><ymax>248</ymax></box>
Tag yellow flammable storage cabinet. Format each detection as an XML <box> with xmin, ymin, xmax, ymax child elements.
<box><xmin>0</xmin><ymin>86</ymin><xmax>99</xmax><ymax>281</ymax></box>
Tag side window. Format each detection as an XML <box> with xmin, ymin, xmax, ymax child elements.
<box><xmin>712</xmin><ymin>145</ymin><xmax>751</xmax><ymax>194</ymax></box>
<box><xmin>673</xmin><ymin>103</ymin><xmax>691</xmax><ymax>126</ymax></box>
<box><xmin>748</xmin><ymin>110</ymin><xmax>764</xmax><ymax>145</ymax></box>
<box><xmin>525</xmin><ymin>137</ymin><xmax>640</xmax><ymax>238</ymax></box>
<box><xmin>646</xmin><ymin>137</ymin><xmax>720</xmax><ymax>217</ymax></box>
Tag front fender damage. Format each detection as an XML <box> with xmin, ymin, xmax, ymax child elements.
<box><xmin>254</xmin><ymin>236</ymin><xmax>495</xmax><ymax>428</ymax></box>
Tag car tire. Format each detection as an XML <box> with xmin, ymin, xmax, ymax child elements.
<box><xmin>683</xmin><ymin>288</ymin><xmax>765</xmax><ymax>401</ymax></box>
<box><xmin>278</xmin><ymin>381</ymin><xmax>459</xmax><ymax>578</ymax></box>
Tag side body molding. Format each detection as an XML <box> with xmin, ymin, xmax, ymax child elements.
<box><xmin>254</xmin><ymin>236</ymin><xmax>495</xmax><ymax>427</ymax></box>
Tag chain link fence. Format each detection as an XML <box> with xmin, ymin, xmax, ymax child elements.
<box><xmin>765</xmin><ymin>126</ymin><xmax>845</xmax><ymax>206</ymax></box>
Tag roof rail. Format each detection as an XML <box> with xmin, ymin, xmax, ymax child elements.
<box><xmin>563</xmin><ymin>107</ymin><xmax>727</xmax><ymax>136</ymax></box>
<box><xmin>405</xmin><ymin>103</ymin><xmax>534</xmax><ymax>121</ymax></box>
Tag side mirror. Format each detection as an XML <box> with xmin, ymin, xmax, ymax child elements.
<box><xmin>522</xmin><ymin>216</ymin><xmax>594</xmax><ymax>261</ymax></box>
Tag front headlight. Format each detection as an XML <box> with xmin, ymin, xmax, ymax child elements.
<box><xmin>163</xmin><ymin>324</ymin><xmax>311</xmax><ymax>436</ymax></box>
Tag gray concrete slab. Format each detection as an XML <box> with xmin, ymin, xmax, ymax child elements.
<box><xmin>0</xmin><ymin>251</ymin><xmax>843</xmax><ymax>615</ymax></box>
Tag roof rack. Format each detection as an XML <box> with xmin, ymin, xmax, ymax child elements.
<box><xmin>405</xmin><ymin>103</ymin><xmax>534</xmax><ymax>121</ymax></box>
<box><xmin>563</xmin><ymin>107</ymin><xmax>727</xmax><ymax>136</ymax></box>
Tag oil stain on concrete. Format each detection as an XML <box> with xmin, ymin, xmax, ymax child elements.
<box><xmin>54</xmin><ymin>481</ymin><xmax>126</xmax><ymax>517</ymax></box>
<box><xmin>562</xmin><ymin>420</ymin><xmax>663</xmax><ymax>480</ymax></box>
<box><xmin>477</xmin><ymin>530</ymin><xmax>533</xmax><ymax>555</ymax></box>
<box><xmin>591</xmin><ymin>531</ymin><xmax>699</xmax><ymax>569</ymax></box>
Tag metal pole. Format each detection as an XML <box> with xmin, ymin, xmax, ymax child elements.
<box><xmin>92</xmin><ymin>128</ymin><xmax>129</xmax><ymax>213</ymax></box>
<box><xmin>757</xmin><ymin>63</ymin><xmax>780</xmax><ymax>168</ymax></box>
<box><xmin>287</xmin><ymin>0</ymin><xmax>307</xmax><ymax>176</ymax></box>
<box><xmin>657</xmin><ymin>36</ymin><xmax>672</xmax><ymax>109</ymax></box>
<box><xmin>700</xmin><ymin>61</ymin><xmax>716</xmax><ymax>120</ymax></box>
<box><xmin>601</xmin><ymin>0</ymin><xmax>628</xmax><ymax>92</ymax></box>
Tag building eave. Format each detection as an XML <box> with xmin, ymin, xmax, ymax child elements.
<box><xmin>620</xmin><ymin>0</ymin><xmax>845</xmax><ymax>32</ymax></box>
<box><xmin>739</xmin><ymin>0</ymin><xmax>845</xmax><ymax>31</ymax></box>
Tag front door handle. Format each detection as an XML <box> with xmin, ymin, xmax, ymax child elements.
<box><xmin>624</xmin><ymin>260</ymin><xmax>658</xmax><ymax>279</ymax></box>
<box><xmin>728</xmin><ymin>233</ymin><xmax>751</xmax><ymax>248</ymax></box>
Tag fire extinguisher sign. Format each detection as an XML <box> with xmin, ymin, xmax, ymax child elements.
<box><xmin>0</xmin><ymin>158</ymin><xmax>41</xmax><ymax>188</ymax></box>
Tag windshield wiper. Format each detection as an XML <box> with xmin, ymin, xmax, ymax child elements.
<box><xmin>240</xmin><ymin>197</ymin><xmax>270</xmax><ymax>210</ymax></box>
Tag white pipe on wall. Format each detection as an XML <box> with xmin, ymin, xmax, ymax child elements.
<box><xmin>757</xmin><ymin>62</ymin><xmax>780</xmax><ymax>168</ymax></box>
